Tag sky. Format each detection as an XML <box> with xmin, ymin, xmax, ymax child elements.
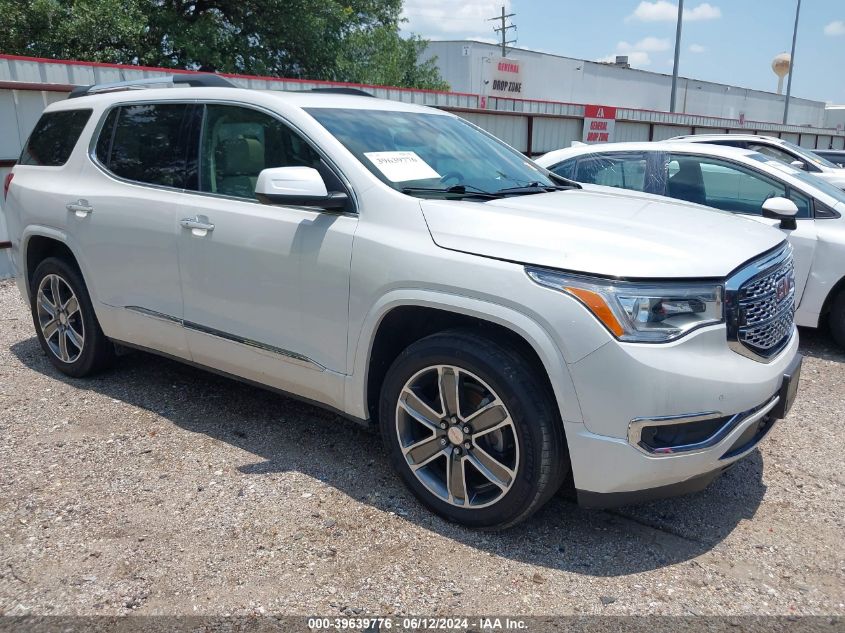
<box><xmin>400</xmin><ymin>0</ymin><xmax>845</xmax><ymax>104</ymax></box>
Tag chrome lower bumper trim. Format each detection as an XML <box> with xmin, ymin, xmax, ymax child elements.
<box><xmin>628</xmin><ymin>394</ymin><xmax>780</xmax><ymax>457</ymax></box>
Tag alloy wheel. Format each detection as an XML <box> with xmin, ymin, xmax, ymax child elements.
<box><xmin>36</xmin><ymin>273</ymin><xmax>85</xmax><ymax>363</ymax></box>
<box><xmin>395</xmin><ymin>365</ymin><xmax>519</xmax><ymax>508</ymax></box>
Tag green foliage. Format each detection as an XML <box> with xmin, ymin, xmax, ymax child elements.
<box><xmin>336</xmin><ymin>26</ymin><xmax>449</xmax><ymax>91</ymax></box>
<box><xmin>0</xmin><ymin>0</ymin><xmax>449</xmax><ymax>90</ymax></box>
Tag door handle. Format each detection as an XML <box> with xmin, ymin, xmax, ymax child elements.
<box><xmin>66</xmin><ymin>200</ymin><xmax>93</xmax><ymax>217</ymax></box>
<box><xmin>180</xmin><ymin>217</ymin><xmax>215</xmax><ymax>232</ymax></box>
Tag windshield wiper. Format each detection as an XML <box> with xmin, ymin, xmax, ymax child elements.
<box><xmin>495</xmin><ymin>182</ymin><xmax>574</xmax><ymax>196</ymax></box>
<box><xmin>401</xmin><ymin>185</ymin><xmax>503</xmax><ymax>200</ymax></box>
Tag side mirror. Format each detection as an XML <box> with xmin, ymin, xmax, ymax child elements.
<box><xmin>789</xmin><ymin>160</ymin><xmax>807</xmax><ymax>171</ymax></box>
<box><xmin>762</xmin><ymin>196</ymin><xmax>799</xmax><ymax>230</ymax></box>
<box><xmin>255</xmin><ymin>166</ymin><xmax>348</xmax><ymax>210</ymax></box>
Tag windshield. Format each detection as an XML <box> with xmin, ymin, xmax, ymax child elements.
<box><xmin>305</xmin><ymin>108</ymin><xmax>556</xmax><ymax>197</ymax></box>
<box><xmin>777</xmin><ymin>139</ymin><xmax>840</xmax><ymax>169</ymax></box>
<box><xmin>747</xmin><ymin>153</ymin><xmax>845</xmax><ymax>202</ymax></box>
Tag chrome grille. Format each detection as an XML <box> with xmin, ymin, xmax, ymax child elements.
<box><xmin>726</xmin><ymin>245</ymin><xmax>795</xmax><ymax>362</ymax></box>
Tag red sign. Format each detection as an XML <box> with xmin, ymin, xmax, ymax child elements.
<box><xmin>584</xmin><ymin>105</ymin><xmax>617</xmax><ymax>119</ymax></box>
<box><xmin>582</xmin><ymin>105</ymin><xmax>617</xmax><ymax>144</ymax></box>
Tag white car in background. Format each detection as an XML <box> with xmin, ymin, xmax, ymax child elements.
<box><xmin>537</xmin><ymin>141</ymin><xmax>845</xmax><ymax>347</ymax></box>
<box><xmin>667</xmin><ymin>134</ymin><xmax>845</xmax><ymax>189</ymax></box>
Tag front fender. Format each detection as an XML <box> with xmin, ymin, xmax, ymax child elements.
<box><xmin>344</xmin><ymin>288</ymin><xmax>585</xmax><ymax>427</ymax></box>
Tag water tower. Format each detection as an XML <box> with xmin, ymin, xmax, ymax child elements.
<box><xmin>772</xmin><ymin>53</ymin><xmax>791</xmax><ymax>95</ymax></box>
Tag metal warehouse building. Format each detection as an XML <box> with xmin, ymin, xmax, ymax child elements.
<box><xmin>1</xmin><ymin>52</ymin><xmax>844</xmax><ymax>278</ymax></box>
<box><xmin>422</xmin><ymin>40</ymin><xmax>838</xmax><ymax>129</ymax></box>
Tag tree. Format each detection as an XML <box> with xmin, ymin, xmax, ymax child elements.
<box><xmin>336</xmin><ymin>26</ymin><xmax>449</xmax><ymax>90</ymax></box>
<box><xmin>0</xmin><ymin>0</ymin><xmax>449</xmax><ymax>90</ymax></box>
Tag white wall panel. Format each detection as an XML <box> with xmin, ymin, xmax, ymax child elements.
<box><xmin>781</xmin><ymin>133</ymin><xmax>800</xmax><ymax>144</ymax></box>
<box><xmin>832</xmin><ymin>136</ymin><xmax>845</xmax><ymax>150</ymax></box>
<box><xmin>13</xmin><ymin>91</ymin><xmax>50</xmax><ymax>149</ymax></box>
<box><xmin>0</xmin><ymin>92</ymin><xmax>20</xmax><ymax>158</ymax></box>
<box><xmin>652</xmin><ymin>125</ymin><xmax>690</xmax><ymax>141</ymax></box>
<box><xmin>531</xmin><ymin>117</ymin><xmax>582</xmax><ymax>153</ymax></box>
<box><xmin>692</xmin><ymin>126</ymin><xmax>728</xmax><ymax>135</ymax></box>
<box><xmin>799</xmin><ymin>134</ymin><xmax>817</xmax><ymax>148</ymax></box>
<box><xmin>614</xmin><ymin>121</ymin><xmax>650</xmax><ymax>142</ymax></box>
<box><xmin>816</xmin><ymin>135</ymin><xmax>832</xmax><ymax>150</ymax></box>
<box><xmin>457</xmin><ymin>112</ymin><xmax>528</xmax><ymax>152</ymax></box>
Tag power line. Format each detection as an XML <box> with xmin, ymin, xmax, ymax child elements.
<box><xmin>488</xmin><ymin>6</ymin><xmax>516</xmax><ymax>58</ymax></box>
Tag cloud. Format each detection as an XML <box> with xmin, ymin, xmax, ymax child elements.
<box><xmin>824</xmin><ymin>20</ymin><xmax>845</xmax><ymax>37</ymax></box>
<box><xmin>628</xmin><ymin>1</ymin><xmax>721</xmax><ymax>23</ymax></box>
<box><xmin>618</xmin><ymin>37</ymin><xmax>671</xmax><ymax>52</ymax></box>
<box><xmin>400</xmin><ymin>0</ymin><xmax>513</xmax><ymax>40</ymax></box>
<box><xmin>599</xmin><ymin>36</ymin><xmax>672</xmax><ymax>67</ymax></box>
<box><xmin>689</xmin><ymin>43</ymin><xmax>707</xmax><ymax>53</ymax></box>
<box><xmin>597</xmin><ymin>51</ymin><xmax>653</xmax><ymax>67</ymax></box>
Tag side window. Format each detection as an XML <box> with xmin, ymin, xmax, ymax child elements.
<box><xmin>95</xmin><ymin>103</ymin><xmax>192</xmax><ymax>188</ymax></box>
<box><xmin>550</xmin><ymin>159</ymin><xmax>576</xmax><ymax>180</ymax></box>
<box><xmin>198</xmin><ymin>105</ymin><xmax>330</xmax><ymax>200</ymax></box>
<box><xmin>20</xmin><ymin>109</ymin><xmax>92</xmax><ymax>166</ymax></box>
<box><xmin>574</xmin><ymin>153</ymin><xmax>648</xmax><ymax>192</ymax></box>
<box><xmin>668</xmin><ymin>154</ymin><xmax>810</xmax><ymax>217</ymax></box>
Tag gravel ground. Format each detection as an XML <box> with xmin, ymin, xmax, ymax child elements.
<box><xmin>0</xmin><ymin>278</ymin><xmax>843</xmax><ymax>617</ymax></box>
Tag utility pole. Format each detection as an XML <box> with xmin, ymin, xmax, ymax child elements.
<box><xmin>669</xmin><ymin>0</ymin><xmax>684</xmax><ymax>112</ymax></box>
<box><xmin>489</xmin><ymin>6</ymin><xmax>516</xmax><ymax>58</ymax></box>
<box><xmin>783</xmin><ymin>0</ymin><xmax>801</xmax><ymax>124</ymax></box>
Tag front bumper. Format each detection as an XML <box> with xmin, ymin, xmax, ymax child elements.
<box><xmin>564</xmin><ymin>325</ymin><xmax>801</xmax><ymax>505</ymax></box>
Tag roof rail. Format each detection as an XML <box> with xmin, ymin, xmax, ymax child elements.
<box><xmin>67</xmin><ymin>73</ymin><xmax>236</xmax><ymax>99</ymax></box>
<box><xmin>309</xmin><ymin>87</ymin><xmax>374</xmax><ymax>97</ymax></box>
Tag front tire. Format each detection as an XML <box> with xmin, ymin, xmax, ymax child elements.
<box><xmin>30</xmin><ymin>257</ymin><xmax>114</xmax><ymax>377</ymax></box>
<box><xmin>379</xmin><ymin>329</ymin><xmax>569</xmax><ymax>529</ymax></box>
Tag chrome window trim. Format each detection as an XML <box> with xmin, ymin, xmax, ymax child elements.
<box><xmin>125</xmin><ymin>306</ymin><xmax>324</xmax><ymax>371</ymax></box>
<box><xmin>628</xmin><ymin>394</ymin><xmax>779</xmax><ymax>457</ymax></box>
<box><xmin>87</xmin><ymin>98</ymin><xmax>359</xmax><ymax>214</ymax></box>
<box><xmin>724</xmin><ymin>243</ymin><xmax>795</xmax><ymax>363</ymax></box>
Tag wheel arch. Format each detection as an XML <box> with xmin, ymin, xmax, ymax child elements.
<box><xmin>820</xmin><ymin>273</ymin><xmax>845</xmax><ymax>321</ymax></box>
<box><xmin>347</xmin><ymin>291</ymin><xmax>583</xmax><ymax>428</ymax></box>
<box><xmin>22</xmin><ymin>228</ymin><xmax>83</xmax><ymax>299</ymax></box>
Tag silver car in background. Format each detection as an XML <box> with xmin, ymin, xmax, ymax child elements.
<box><xmin>537</xmin><ymin>141</ymin><xmax>845</xmax><ymax>347</ymax></box>
<box><xmin>667</xmin><ymin>134</ymin><xmax>845</xmax><ymax>189</ymax></box>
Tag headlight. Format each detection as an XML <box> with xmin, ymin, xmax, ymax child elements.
<box><xmin>526</xmin><ymin>268</ymin><xmax>724</xmax><ymax>342</ymax></box>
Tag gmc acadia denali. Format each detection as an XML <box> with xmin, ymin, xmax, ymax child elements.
<box><xmin>2</xmin><ymin>76</ymin><xmax>802</xmax><ymax>528</ymax></box>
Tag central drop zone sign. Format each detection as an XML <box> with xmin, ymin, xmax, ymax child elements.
<box><xmin>582</xmin><ymin>105</ymin><xmax>617</xmax><ymax>143</ymax></box>
<box><xmin>487</xmin><ymin>57</ymin><xmax>523</xmax><ymax>98</ymax></box>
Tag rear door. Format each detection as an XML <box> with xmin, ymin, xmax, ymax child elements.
<box><xmin>668</xmin><ymin>153</ymin><xmax>817</xmax><ymax>302</ymax></box>
<box><xmin>72</xmin><ymin>102</ymin><xmax>198</xmax><ymax>358</ymax></box>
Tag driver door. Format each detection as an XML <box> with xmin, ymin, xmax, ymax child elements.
<box><xmin>176</xmin><ymin>103</ymin><xmax>357</xmax><ymax>403</ymax></box>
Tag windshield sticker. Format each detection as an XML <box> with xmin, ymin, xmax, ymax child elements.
<box><xmin>364</xmin><ymin>151</ymin><xmax>440</xmax><ymax>182</ymax></box>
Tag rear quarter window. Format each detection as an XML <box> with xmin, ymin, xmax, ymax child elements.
<box><xmin>94</xmin><ymin>103</ymin><xmax>193</xmax><ymax>188</ymax></box>
<box><xmin>19</xmin><ymin>109</ymin><xmax>92</xmax><ymax>166</ymax></box>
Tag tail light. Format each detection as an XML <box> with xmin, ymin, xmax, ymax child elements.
<box><xmin>3</xmin><ymin>172</ymin><xmax>12</xmax><ymax>200</ymax></box>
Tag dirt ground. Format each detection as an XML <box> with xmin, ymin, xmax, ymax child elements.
<box><xmin>0</xmin><ymin>278</ymin><xmax>843</xmax><ymax>617</ymax></box>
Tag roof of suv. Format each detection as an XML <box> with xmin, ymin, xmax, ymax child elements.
<box><xmin>44</xmin><ymin>85</ymin><xmax>447</xmax><ymax>116</ymax></box>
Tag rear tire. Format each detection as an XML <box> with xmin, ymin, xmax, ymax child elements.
<box><xmin>379</xmin><ymin>329</ymin><xmax>569</xmax><ymax>529</ymax></box>
<box><xmin>830</xmin><ymin>290</ymin><xmax>845</xmax><ymax>349</ymax></box>
<box><xmin>30</xmin><ymin>257</ymin><xmax>114</xmax><ymax>377</ymax></box>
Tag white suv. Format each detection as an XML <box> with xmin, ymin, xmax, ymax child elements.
<box><xmin>3</xmin><ymin>76</ymin><xmax>802</xmax><ymax>528</ymax></box>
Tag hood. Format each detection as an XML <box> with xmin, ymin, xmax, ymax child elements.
<box><xmin>420</xmin><ymin>187</ymin><xmax>785</xmax><ymax>279</ymax></box>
